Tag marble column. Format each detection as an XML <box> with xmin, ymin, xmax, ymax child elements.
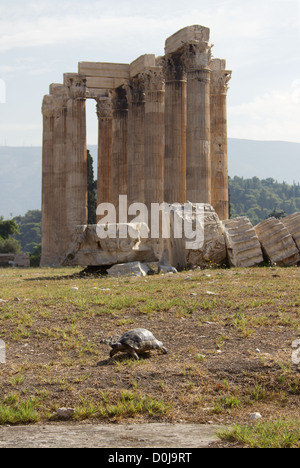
<box><xmin>65</xmin><ymin>75</ymin><xmax>88</xmax><ymax>237</ymax></box>
<box><xmin>210</xmin><ymin>59</ymin><xmax>232</xmax><ymax>220</ymax></box>
<box><xmin>143</xmin><ymin>68</ymin><xmax>165</xmax><ymax>208</ymax></box>
<box><xmin>184</xmin><ymin>39</ymin><xmax>212</xmax><ymax>204</ymax></box>
<box><xmin>111</xmin><ymin>86</ymin><xmax>128</xmax><ymax>216</ymax></box>
<box><xmin>164</xmin><ymin>53</ymin><xmax>187</xmax><ymax>204</ymax></box>
<box><xmin>126</xmin><ymin>76</ymin><xmax>146</xmax><ymax>205</ymax></box>
<box><xmin>97</xmin><ymin>96</ymin><xmax>113</xmax><ymax>213</ymax></box>
<box><xmin>41</xmin><ymin>94</ymin><xmax>55</xmax><ymax>266</ymax></box>
<box><xmin>41</xmin><ymin>78</ymin><xmax>87</xmax><ymax>266</ymax></box>
<box><xmin>51</xmin><ymin>85</ymin><xmax>69</xmax><ymax>264</ymax></box>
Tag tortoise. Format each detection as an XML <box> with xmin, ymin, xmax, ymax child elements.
<box><xmin>101</xmin><ymin>328</ymin><xmax>167</xmax><ymax>360</ymax></box>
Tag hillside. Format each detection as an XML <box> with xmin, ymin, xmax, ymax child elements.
<box><xmin>0</xmin><ymin>146</ymin><xmax>41</xmax><ymax>219</ymax></box>
<box><xmin>0</xmin><ymin>139</ymin><xmax>299</xmax><ymax>218</ymax></box>
<box><xmin>229</xmin><ymin>176</ymin><xmax>300</xmax><ymax>225</ymax></box>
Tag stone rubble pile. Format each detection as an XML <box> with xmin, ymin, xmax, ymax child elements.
<box><xmin>63</xmin><ymin>206</ymin><xmax>300</xmax><ymax>275</ymax></box>
<box><xmin>223</xmin><ymin>212</ymin><xmax>300</xmax><ymax>268</ymax></box>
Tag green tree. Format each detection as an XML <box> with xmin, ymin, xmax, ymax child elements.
<box><xmin>0</xmin><ymin>217</ymin><xmax>21</xmax><ymax>254</ymax></box>
<box><xmin>13</xmin><ymin>210</ymin><xmax>41</xmax><ymax>254</ymax></box>
<box><xmin>229</xmin><ymin>177</ymin><xmax>300</xmax><ymax>225</ymax></box>
<box><xmin>30</xmin><ymin>244</ymin><xmax>41</xmax><ymax>267</ymax></box>
<box><xmin>0</xmin><ymin>237</ymin><xmax>21</xmax><ymax>254</ymax></box>
<box><xmin>266</xmin><ymin>208</ymin><xmax>286</xmax><ymax>219</ymax></box>
<box><xmin>0</xmin><ymin>217</ymin><xmax>20</xmax><ymax>239</ymax></box>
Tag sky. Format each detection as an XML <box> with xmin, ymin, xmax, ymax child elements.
<box><xmin>0</xmin><ymin>0</ymin><xmax>299</xmax><ymax>146</ymax></box>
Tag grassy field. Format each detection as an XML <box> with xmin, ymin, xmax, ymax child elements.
<box><xmin>0</xmin><ymin>265</ymin><xmax>299</xmax><ymax>447</ymax></box>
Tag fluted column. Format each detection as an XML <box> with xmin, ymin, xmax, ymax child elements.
<box><xmin>97</xmin><ymin>96</ymin><xmax>113</xmax><ymax>213</ymax></box>
<box><xmin>111</xmin><ymin>86</ymin><xmax>128</xmax><ymax>215</ymax></box>
<box><xmin>164</xmin><ymin>53</ymin><xmax>187</xmax><ymax>204</ymax></box>
<box><xmin>184</xmin><ymin>39</ymin><xmax>212</xmax><ymax>204</ymax></box>
<box><xmin>41</xmin><ymin>79</ymin><xmax>87</xmax><ymax>266</ymax></box>
<box><xmin>65</xmin><ymin>75</ymin><xmax>88</xmax><ymax>237</ymax></box>
<box><xmin>41</xmin><ymin>94</ymin><xmax>55</xmax><ymax>266</ymax></box>
<box><xmin>126</xmin><ymin>76</ymin><xmax>146</xmax><ymax>205</ymax></box>
<box><xmin>210</xmin><ymin>59</ymin><xmax>232</xmax><ymax>220</ymax></box>
<box><xmin>50</xmin><ymin>85</ymin><xmax>69</xmax><ymax>265</ymax></box>
<box><xmin>143</xmin><ymin>69</ymin><xmax>165</xmax><ymax>208</ymax></box>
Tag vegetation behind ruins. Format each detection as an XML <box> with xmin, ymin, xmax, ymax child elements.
<box><xmin>229</xmin><ymin>176</ymin><xmax>300</xmax><ymax>225</ymax></box>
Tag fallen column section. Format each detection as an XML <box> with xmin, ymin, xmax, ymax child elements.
<box><xmin>255</xmin><ymin>217</ymin><xmax>300</xmax><ymax>266</ymax></box>
<box><xmin>282</xmin><ymin>212</ymin><xmax>300</xmax><ymax>251</ymax></box>
<box><xmin>222</xmin><ymin>217</ymin><xmax>263</xmax><ymax>267</ymax></box>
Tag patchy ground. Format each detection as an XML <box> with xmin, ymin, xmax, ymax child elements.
<box><xmin>0</xmin><ymin>266</ymin><xmax>299</xmax><ymax>444</ymax></box>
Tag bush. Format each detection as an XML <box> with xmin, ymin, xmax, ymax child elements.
<box><xmin>0</xmin><ymin>237</ymin><xmax>21</xmax><ymax>254</ymax></box>
<box><xmin>30</xmin><ymin>244</ymin><xmax>41</xmax><ymax>267</ymax></box>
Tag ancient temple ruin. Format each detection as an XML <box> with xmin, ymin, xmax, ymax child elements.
<box><xmin>41</xmin><ymin>25</ymin><xmax>232</xmax><ymax>266</ymax></box>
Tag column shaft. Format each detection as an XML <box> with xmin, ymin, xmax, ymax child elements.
<box><xmin>127</xmin><ymin>77</ymin><xmax>145</xmax><ymax>205</ymax></box>
<box><xmin>111</xmin><ymin>87</ymin><xmax>128</xmax><ymax>215</ymax></box>
<box><xmin>144</xmin><ymin>70</ymin><xmax>165</xmax><ymax>208</ymax></box>
<box><xmin>185</xmin><ymin>42</ymin><xmax>212</xmax><ymax>204</ymax></box>
<box><xmin>97</xmin><ymin>97</ymin><xmax>113</xmax><ymax>213</ymax></box>
<box><xmin>210</xmin><ymin>59</ymin><xmax>232</xmax><ymax>220</ymax></box>
<box><xmin>164</xmin><ymin>55</ymin><xmax>186</xmax><ymax>204</ymax></box>
<box><xmin>52</xmin><ymin>89</ymin><xmax>68</xmax><ymax>264</ymax></box>
<box><xmin>41</xmin><ymin>95</ymin><xmax>55</xmax><ymax>266</ymax></box>
<box><xmin>66</xmin><ymin>97</ymin><xmax>87</xmax><ymax>232</ymax></box>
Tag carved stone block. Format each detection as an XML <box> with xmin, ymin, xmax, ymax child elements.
<box><xmin>255</xmin><ymin>217</ymin><xmax>300</xmax><ymax>266</ymax></box>
<box><xmin>62</xmin><ymin>224</ymin><xmax>158</xmax><ymax>268</ymax></box>
<box><xmin>222</xmin><ymin>217</ymin><xmax>263</xmax><ymax>267</ymax></box>
<box><xmin>176</xmin><ymin>203</ymin><xmax>226</xmax><ymax>268</ymax></box>
<box><xmin>282</xmin><ymin>212</ymin><xmax>300</xmax><ymax>251</ymax></box>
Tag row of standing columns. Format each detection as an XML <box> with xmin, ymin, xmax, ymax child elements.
<box><xmin>97</xmin><ymin>68</ymin><xmax>166</xmax><ymax>213</ymax></box>
<box><xmin>41</xmin><ymin>28</ymin><xmax>231</xmax><ymax>266</ymax></box>
<box><xmin>96</xmin><ymin>51</ymin><xmax>231</xmax><ymax>215</ymax></box>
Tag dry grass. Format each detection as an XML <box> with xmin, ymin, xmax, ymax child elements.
<box><xmin>0</xmin><ymin>265</ymin><xmax>299</xmax><ymax>431</ymax></box>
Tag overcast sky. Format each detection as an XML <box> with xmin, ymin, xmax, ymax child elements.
<box><xmin>0</xmin><ymin>0</ymin><xmax>299</xmax><ymax>146</ymax></box>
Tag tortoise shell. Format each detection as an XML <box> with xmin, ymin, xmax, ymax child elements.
<box><xmin>117</xmin><ymin>328</ymin><xmax>163</xmax><ymax>350</ymax></box>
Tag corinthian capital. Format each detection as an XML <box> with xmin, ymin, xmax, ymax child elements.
<box><xmin>111</xmin><ymin>86</ymin><xmax>128</xmax><ymax>111</ymax></box>
<box><xmin>126</xmin><ymin>75</ymin><xmax>146</xmax><ymax>104</ymax></box>
<box><xmin>183</xmin><ymin>41</ymin><xmax>212</xmax><ymax>71</ymax></box>
<box><xmin>163</xmin><ymin>53</ymin><xmax>186</xmax><ymax>82</ymax></box>
<box><xmin>211</xmin><ymin>59</ymin><xmax>232</xmax><ymax>94</ymax></box>
<box><xmin>50</xmin><ymin>84</ymin><xmax>69</xmax><ymax>116</ymax></box>
<box><xmin>64</xmin><ymin>74</ymin><xmax>86</xmax><ymax>99</ymax></box>
<box><xmin>96</xmin><ymin>97</ymin><xmax>113</xmax><ymax>119</ymax></box>
<box><xmin>141</xmin><ymin>68</ymin><xmax>165</xmax><ymax>92</ymax></box>
<box><xmin>42</xmin><ymin>95</ymin><xmax>55</xmax><ymax>118</ymax></box>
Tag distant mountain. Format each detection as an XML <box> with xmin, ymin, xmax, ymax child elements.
<box><xmin>0</xmin><ymin>146</ymin><xmax>41</xmax><ymax>219</ymax></box>
<box><xmin>228</xmin><ymin>139</ymin><xmax>300</xmax><ymax>185</ymax></box>
<box><xmin>0</xmin><ymin>139</ymin><xmax>299</xmax><ymax>218</ymax></box>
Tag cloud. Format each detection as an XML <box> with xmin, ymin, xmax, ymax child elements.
<box><xmin>228</xmin><ymin>80</ymin><xmax>300</xmax><ymax>142</ymax></box>
<box><xmin>0</xmin><ymin>79</ymin><xmax>5</xmax><ymax>103</ymax></box>
<box><xmin>0</xmin><ymin>0</ymin><xmax>299</xmax><ymax>146</ymax></box>
<box><xmin>0</xmin><ymin>0</ymin><xmax>293</xmax><ymax>54</ymax></box>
